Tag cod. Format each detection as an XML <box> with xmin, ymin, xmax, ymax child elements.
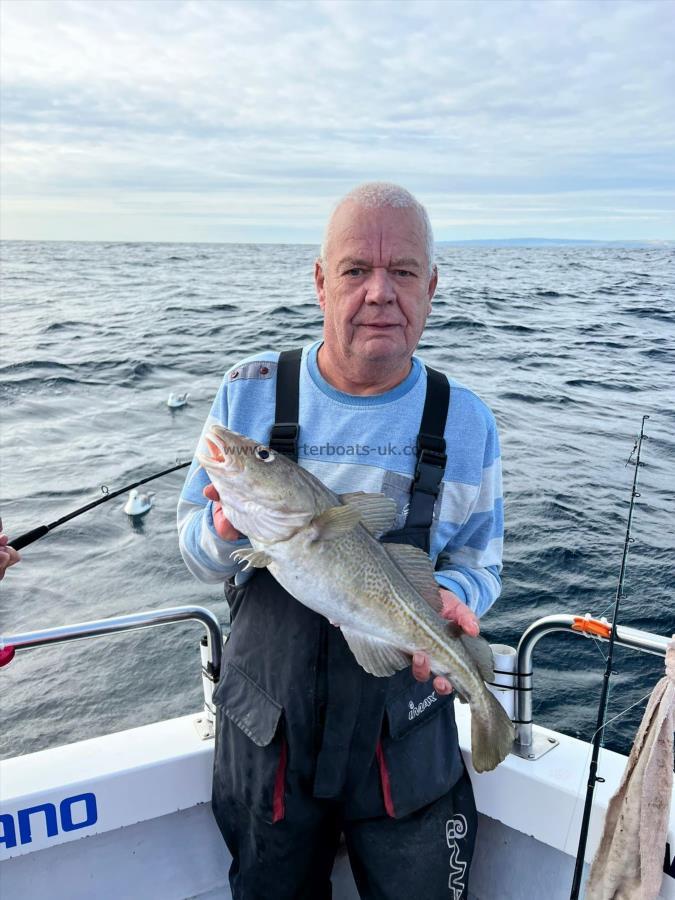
<box><xmin>199</xmin><ymin>424</ymin><xmax>515</xmax><ymax>773</ymax></box>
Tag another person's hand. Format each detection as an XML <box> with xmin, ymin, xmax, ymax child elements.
<box><xmin>412</xmin><ymin>588</ymin><xmax>480</xmax><ymax>695</ymax></box>
<box><xmin>0</xmin><ymin>533</ymin><xmax>21</xmax><ymax>581</ymax></box>
<box><xmin>203</xmin><ymin>484</ymin><xmax>241</xmax><ymax>541</ymax></box>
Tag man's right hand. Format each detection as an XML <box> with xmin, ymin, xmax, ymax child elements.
<box><xmin>203</xmin><ymin>484</ymin><xmax>241</xmax><ymax>541</ymax></box>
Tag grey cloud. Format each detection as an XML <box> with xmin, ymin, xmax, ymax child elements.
<box><xmin>1</xmin><ymin>0</ymin><xmax>674</xmax><ymax>240</ymax></box>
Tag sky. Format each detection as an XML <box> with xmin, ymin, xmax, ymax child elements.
<box><xmin>1</xmin><ymin>0</ymin><xmax>674</xmax><ymax>243</ymax></box>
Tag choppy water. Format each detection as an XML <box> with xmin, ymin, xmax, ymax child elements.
<box><xmin>0</xmin><ymin>240</ymin><xmax>673</xmax><ymax>760</ymax></box>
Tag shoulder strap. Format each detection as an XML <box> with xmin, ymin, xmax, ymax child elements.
<box><xmin>405</xmin><ymin>366</ymin><xmax>450</xmax><ymax>529</ymax></box>
<box><xmin>269</xmin><ymin>348</ymin><xmax>302</xmax><ymax>460</ymax></box>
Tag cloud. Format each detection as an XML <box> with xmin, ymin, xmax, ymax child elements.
<box><xmin>1</xmin><ymin>0</ymin><xmax>674</xmax><ymax>240</ymax></box>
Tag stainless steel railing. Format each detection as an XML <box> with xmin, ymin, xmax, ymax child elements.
<box><xmin>513</xmin><ymin>613</ymin><xmax>670</xmax><ymax>759</ymax></box>
<box><xmin>1</xmin><ymin>605</ymin><xmax>224</xmax><ymax>738</ymax></box>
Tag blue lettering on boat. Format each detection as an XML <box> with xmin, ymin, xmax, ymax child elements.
<box><xmin>0</xmin><ymin>792</ymin><xmax>97</xmax><ymax>849</ymax></box>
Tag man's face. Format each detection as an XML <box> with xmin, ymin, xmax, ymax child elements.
<box><xmin>315</xmin><ymin>202</ymin><xmax>437</xmax><ymax>366</ymax></box>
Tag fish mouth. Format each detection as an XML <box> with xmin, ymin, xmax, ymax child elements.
<box><xmin>197</xmin><ymin>426</ymin><xmax>245</xmax><ymax>476</ymax></box>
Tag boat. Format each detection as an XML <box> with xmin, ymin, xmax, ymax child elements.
<box><xmin>0</xmin><ymin>607</ymin><xmax>672</xmax><ymax>899</ymax></box>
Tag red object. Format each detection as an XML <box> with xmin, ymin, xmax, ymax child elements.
<box><xmin>375</xmin><ymin>740</ymin><xmax>396</xmax><ymax>818</ymax></box>
<box><xmin>272</xmin><ymin>735</ymin><xmax>288</xmax><ymax>823</ymax></box>
<box><xmin>259</xmin><ymin>366</ymin><xmax>269</xmax><ymax>375</ymax></box>
<box><xmin>0</xmin><ymin>645</ymin><xmax>16</xmax><ymax>667</ymax></box>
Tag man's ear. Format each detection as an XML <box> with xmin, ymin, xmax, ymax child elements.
<box><xmin>315</xmin><ymin>259</ymin><xmax>327</xmax><ymax>310</ymax></box>
<box><xmin>427</xmin><ymin>265</ymin><xmax>438</xmax><ymax>313</ymax></box>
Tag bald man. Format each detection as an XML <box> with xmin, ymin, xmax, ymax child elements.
<box><xmin>178</xmin><ymin>183</ymin><xmax>504</xmax><ymax>899</ymax></box>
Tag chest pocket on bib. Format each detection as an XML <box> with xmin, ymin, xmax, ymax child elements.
<box><xmin>378</xmin><ymin>673</ymin><xmax>464</xmax><ymax>819</ymax></box>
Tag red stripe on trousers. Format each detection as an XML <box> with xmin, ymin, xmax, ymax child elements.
<box><xmin>375</xmin><ymin>739</ymin><xmax>396</xmax><ymax>818</ymax></box>
<box><xmin>272</xmin><ymin>736</ymin><xmax>288</xmax><ymax>823</ymax></box>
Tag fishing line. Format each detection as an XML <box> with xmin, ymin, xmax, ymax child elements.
<box><xmin>560</xmin><ymin>687</ymin><xmax>652</xmax><ymax>863</ymax></box>
<box><xmin>588</xmin><ymin>636</ymin><xmax>609</xmax><ymax>665</ymax></box>
<box><xmin>569</xmin><ymin>414</ymin><xmax>650</xmax><ymax>900</ymax></box>
<box><xmin>6</xmin><ymin>460</ymin><xmax>191</xmax><ymax>552</ymax></box>
<box><xmin>589</xmin><ymin>689</ymin><xmax>653</xmax><ymax>742</ymax></box>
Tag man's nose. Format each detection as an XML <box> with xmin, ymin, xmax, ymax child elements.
<box><xmin>364</xmin><ymin>268</ymin><xmax>396</xmax><ymax>304</ymax></box>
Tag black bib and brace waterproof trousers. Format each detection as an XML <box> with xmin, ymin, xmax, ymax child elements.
<box><xmin>211</xmin><ymin>350</ymin><xmax>478</xmax><ymax>900</ymax></box>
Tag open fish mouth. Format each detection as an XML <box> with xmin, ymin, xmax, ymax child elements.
<box><xmin>197</xmin><ymin>426</ymin><xmax>245</xmax><ymax>476</ymax></box>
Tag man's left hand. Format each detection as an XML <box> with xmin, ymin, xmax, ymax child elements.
<box><xmin>411</xmin><ymin>588</ymin><xmax>479</xmax><ymax>695</ymax></box>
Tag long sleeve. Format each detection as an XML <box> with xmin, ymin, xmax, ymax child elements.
<box><xmin>177</xmin><ymin>377</ymin><xmax>250</xmax><ymax>583</ymax></box>
<box><xmin>434</xmin><ymin>415</ymin><xmax>504</xmax><ymax>618</ymax></box>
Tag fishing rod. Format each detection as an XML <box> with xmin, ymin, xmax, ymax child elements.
<box><xmin>6</xmin><ymin>460</ymin><xmax>191</xmax><ymax>552</ymax></box>
<box><xmin>569</xmin><ymin>414</ymin><xmax>649</xmax><ymax>900</ymax></box>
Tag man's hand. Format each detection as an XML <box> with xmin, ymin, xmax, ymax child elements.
<box><xmin>412</xmin><ymin>588</ymin><xmax>480</xmax><ymax>695</ymax></box>
<box><xmin>0</xmin><ymin>534</ymin><xmax>21</xmax><ymax>581</ymax></box>
<box><xmin>203</xmin><ymin>484</ymin><xmax>241</xmax><ymax>541</ymax></box>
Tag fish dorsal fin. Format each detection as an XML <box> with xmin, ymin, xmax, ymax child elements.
<box><xmin>383</xmin><ymin>543</ymin><xmax>442</xmax><ymax>613</ymax></box>
<box><xmin>340</xmin><ymin>627</ymin><xmax>411</xmax><ymax>677</ymax></box>
<box><xmin>447</xmin><ymin>625</ymin><xmax>495</xmax><ymax>682</ymax></box>
<box><xmin>338</xmin><ymin>492</ymin><xmax>398</xmax><ymax>536</ymax></box>
<box><xmin>311</xmin><ymin>504</ymin><xmax>361</xmax><ymax>540</ymax></box>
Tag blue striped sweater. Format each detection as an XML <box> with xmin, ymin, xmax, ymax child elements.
<box><xmin>177</xmin><ymin>342</ymin><xmax>503</xmax><ymax>617</ymax></box>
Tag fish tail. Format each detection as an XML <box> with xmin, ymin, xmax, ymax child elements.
<box><xmin>470</xmin><ymin>689</ymin><xmax>515</xmax><ymax>773</ymax></box>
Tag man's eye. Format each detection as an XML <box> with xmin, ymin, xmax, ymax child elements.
<box><xmin>345</xmin><ymin>267</ymin><xmax>365</xmax><ymax>277</ymax></box>
<box><xmin>394</xmin><ymin>269</ymin><xmax>415</xmax><ymax>278</ymax></box>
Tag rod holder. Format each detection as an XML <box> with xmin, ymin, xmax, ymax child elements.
<box><xmin>514</xmin><ymin>614</ymin><xmax>669</xmax><ymax>757</ymax></box>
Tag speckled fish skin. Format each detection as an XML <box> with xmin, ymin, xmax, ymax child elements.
<box><xmin>198</xmin><ymin>425</ymin><xmax>515</xmax><ymax>773</ymax></box>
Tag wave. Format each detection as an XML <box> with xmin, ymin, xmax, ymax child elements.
<box><xmin>163</xmin><ymin>302</ymin><xmax>238</xmax><ymax>314</ymax></box>
<box><xmin>623</xmin><ymin>306</ymin><xmax>673</xmax><ymax>322</ymax></box>
<box><xmin>0</xmin><ymin>358</ymin><xmax>154</xmax><ymax>384</ymax></box>
<box><xmin>494</xmin><ymin>323</ymin><xmax>537</xmax><ymax>333</ymax></box>
<box><xmin>43</xmin><ymin>320</ymin><xmax>93</xmax><ymax>333</ymax></box>
<box><xmin>432</xmin><ymin>316</ymin><xmax>485</xmax><ymax>330</ymax></box>
<box><xmin>499</xmin><ymin>391</ymin><xmax>577</xmax><ymax>406</ymax></box>
<box><xmin>565</xmin><ymin>378</ymin><xmax>641</xmax><ymax>392</ymax></box>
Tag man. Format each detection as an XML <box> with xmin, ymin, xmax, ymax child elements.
<box><xmin>178</xmin><ymin>183</ymin><xmax>503</xmax><ymax>899</ymax></box>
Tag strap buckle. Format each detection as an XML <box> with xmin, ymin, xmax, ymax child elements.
<box><xmin>414</xmin><ymin>433</ymin><xmax>447</xmax><ymax>495</ymax></box>
<box><xmin>269</xmin><ymin>422</ymin><xmax>299</xmax><ymax>457</ymax></box>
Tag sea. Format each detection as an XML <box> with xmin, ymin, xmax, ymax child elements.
<box><xmin>0</xmin><ymin>240</ymin><xmax>673</xmax><ymax>761</ymax></box>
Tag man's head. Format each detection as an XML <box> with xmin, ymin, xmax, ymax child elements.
<box><xmin>315</xmin><ymin>183</ymin><xmax>437</xmax><ymax>372</ymax></box>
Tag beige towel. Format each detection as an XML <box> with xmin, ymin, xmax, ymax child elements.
<box><xmin>585</xmin><ymin>636</ymin><xmax>675</xmax><ymax>900</ymax></box>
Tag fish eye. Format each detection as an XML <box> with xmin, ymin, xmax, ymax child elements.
<box><xmin>254</xmin><ymin>446</ymin><xmax>274</xmax><ymax>462</ymax></box>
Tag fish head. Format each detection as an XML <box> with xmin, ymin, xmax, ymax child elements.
<box><xmin>197</xmin><ymin>425</ymin><xmax>319</xmax><ymax>543</ymax></box>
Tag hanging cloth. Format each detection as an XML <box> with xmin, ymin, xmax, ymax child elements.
<box><xmin>586</xmin><ymin>636</ymin><xmax>675</xmax><ymax>900</ymax></box>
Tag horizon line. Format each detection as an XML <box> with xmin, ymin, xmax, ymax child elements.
<box><xmin>1</xmin><ymin>236</ymin><xmax>673</xmax><ymax>246</ymax></box>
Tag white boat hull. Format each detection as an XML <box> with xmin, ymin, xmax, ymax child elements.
<box><xmin>1</xmin><ymin>707</ymin><xmax>673</xmax><ymax>899</ymax></box>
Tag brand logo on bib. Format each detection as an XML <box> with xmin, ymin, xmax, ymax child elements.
<box><xmin>408</xmin><ymin>690</ymin><xmax>437</xmax><ymax>720</ymax></box>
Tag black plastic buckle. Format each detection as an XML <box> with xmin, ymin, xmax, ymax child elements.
<box><xmin>414</xmin><ymin>433</ymin><xmax>447</xmax><ymax>494</ymax></box>
<box><xmin>269</xmin><ymin>422</ymin><xmax>299</xmax><ymax>457</ymax></box>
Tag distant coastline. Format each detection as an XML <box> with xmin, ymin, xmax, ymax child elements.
<box><xmin>1</xmin><ymin>237</ymin><xmax>673</xmax><ymax>248</ymax></box>
<box><xmin>436</xmin><ymin>238</ymin><xmax>675</xmax><ymax>248</ymax></box>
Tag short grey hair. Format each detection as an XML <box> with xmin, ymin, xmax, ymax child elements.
<box><xmin>320</xmin><ymin>182</ymin><xmax>435</xmax><ymax>274</ymax></box>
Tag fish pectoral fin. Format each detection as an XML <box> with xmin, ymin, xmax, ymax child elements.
<box><xmin>383</xmin><ymin>544</ymin><xmax>443</xmax><ymax>613</ymax></box>
<box><xmin>338</xmin><ymin>492</ymin><xmax>398</xmax><ymax>536</ymax></box>
<box><xmin>340</xmin><ymin>627</ymin><xmax>411</xmax><ymax>677</ymax></box>
<box><xmin>311</xmin><ymin>505</ymin><xmax>361</xmax><ymax>540</ymax></box>
<box><xmin>230</xmin><ymin>548</ymin><xmax>273</xmax><ymax>570</ymax></box>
